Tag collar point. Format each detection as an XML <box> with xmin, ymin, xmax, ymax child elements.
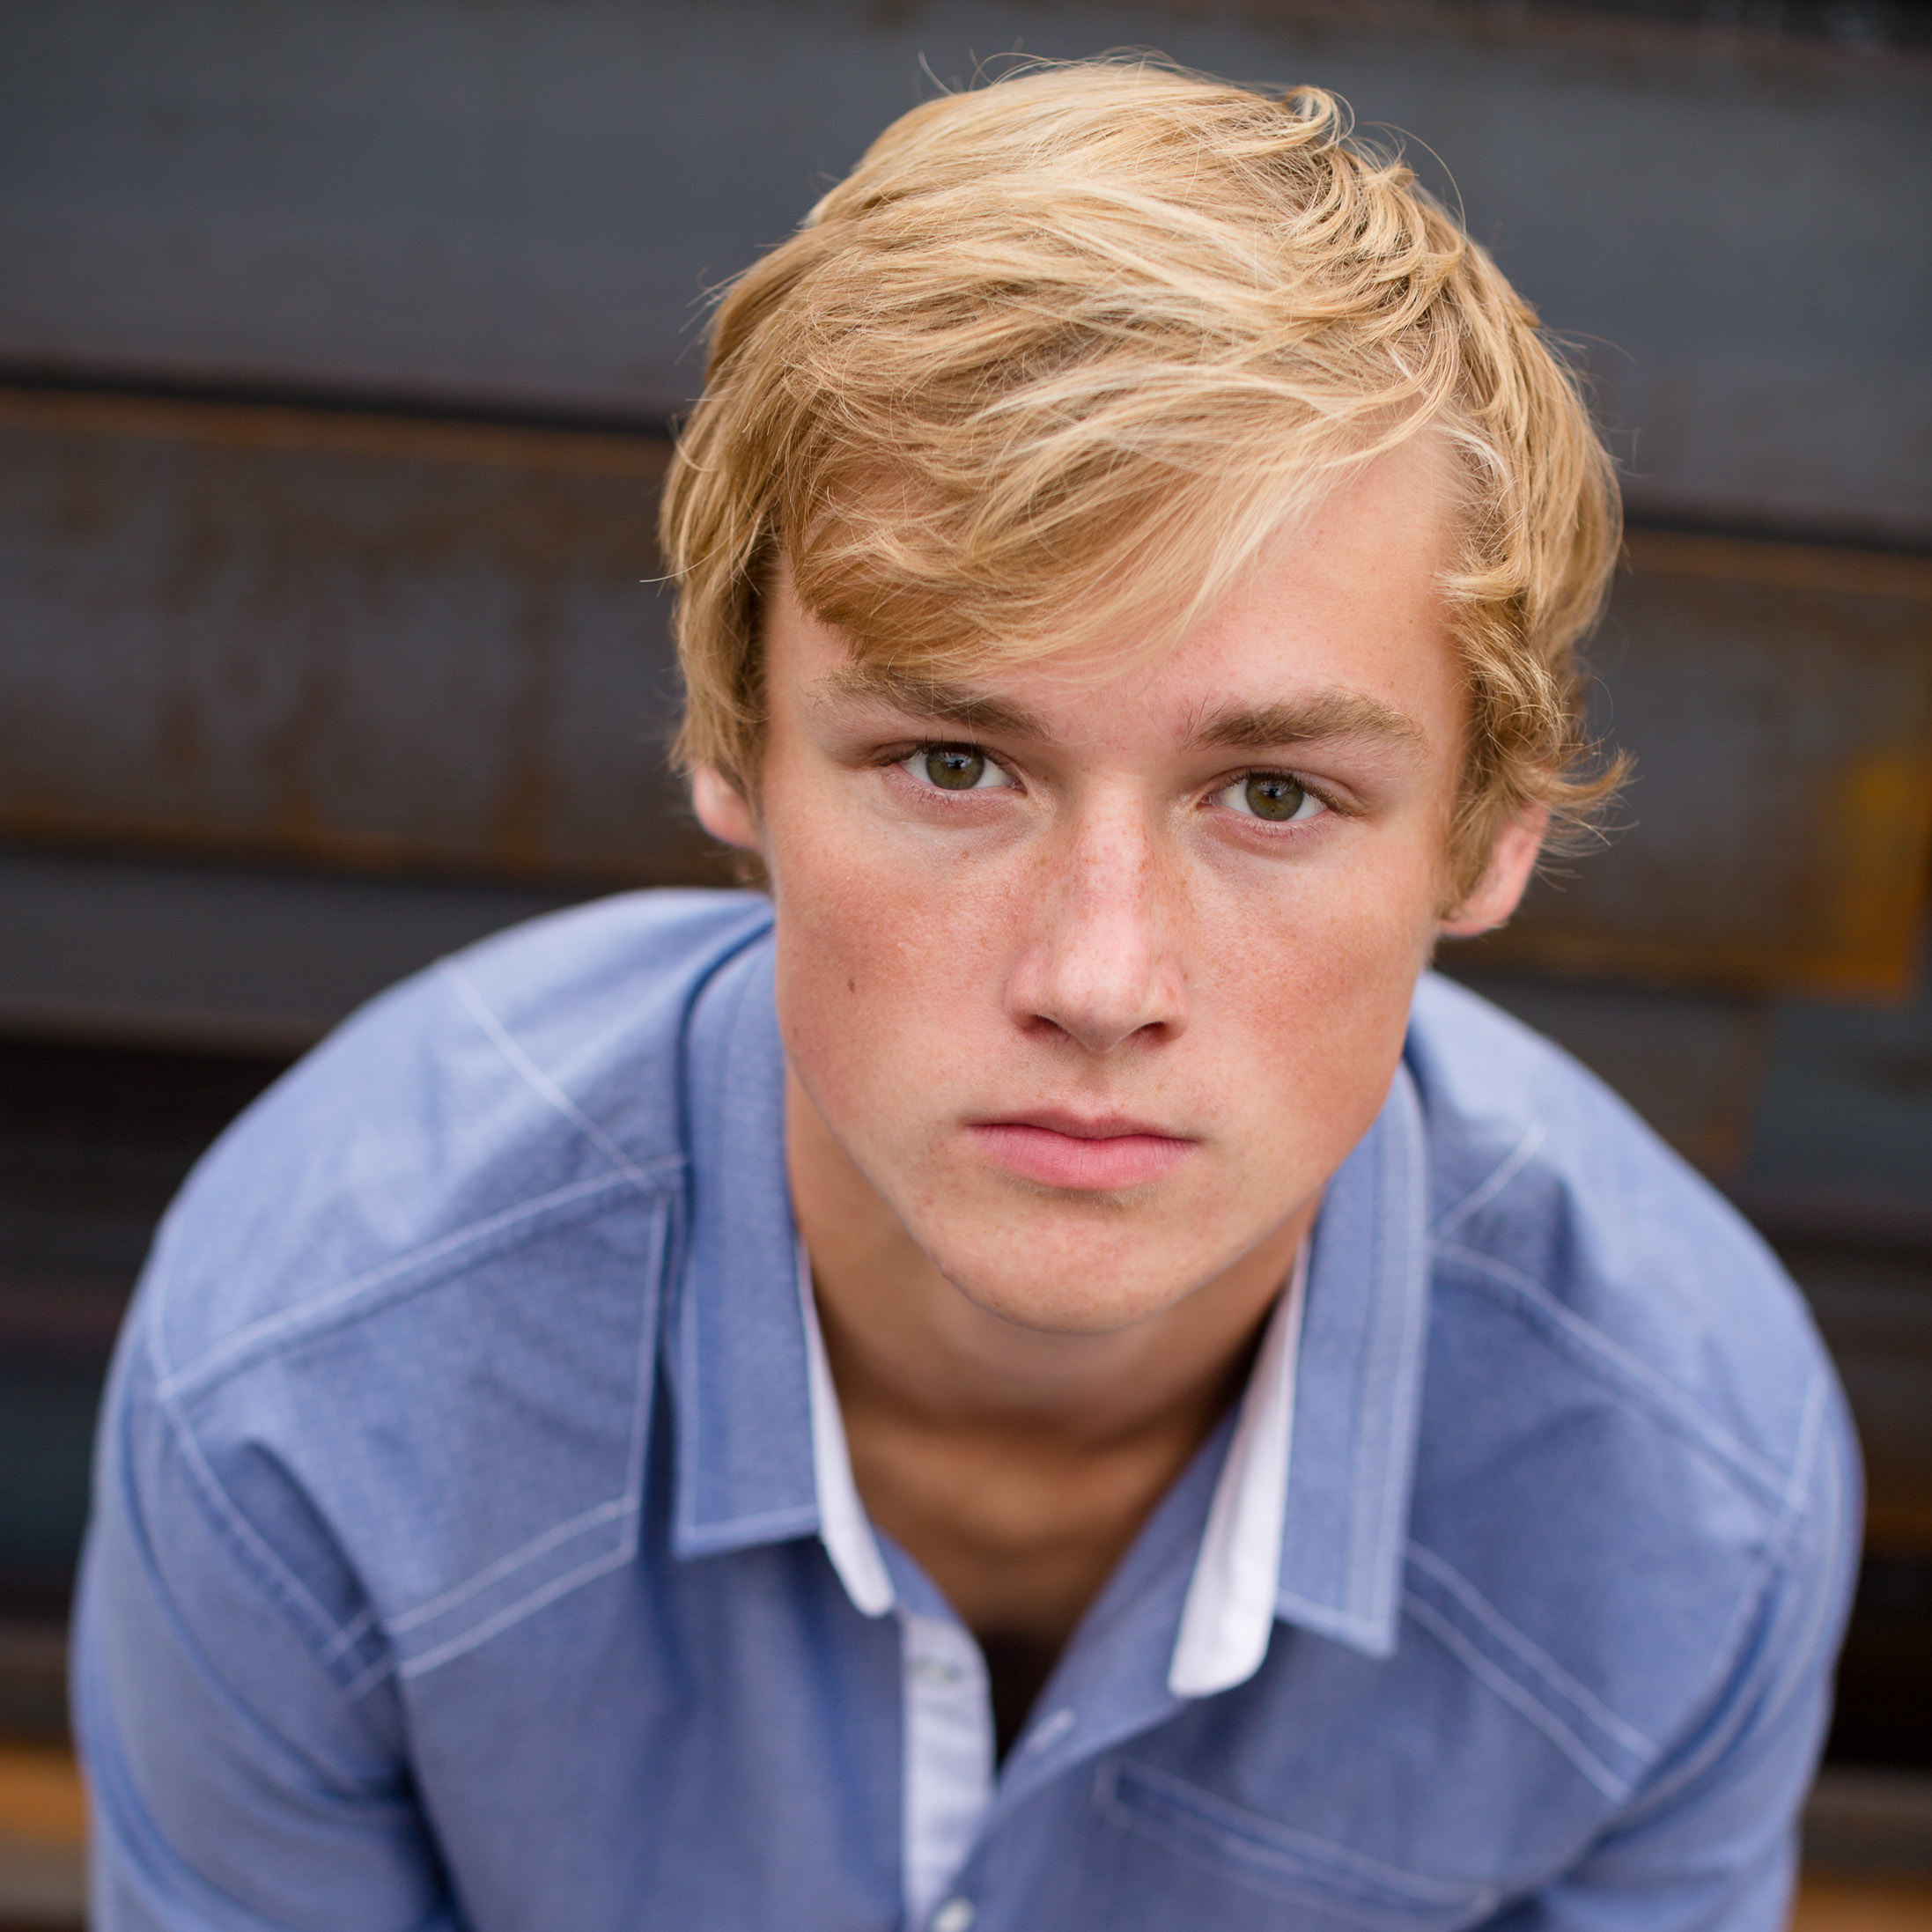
<box><xmin>1274</xmin><ymin>1589</ymin><xmax>1401</xmax><ymax>1662</ymax></box>
<box><xmin>670</xmin><ymin>1503</ymin><xmax>820</xmax><ymax>1562</ymax></box>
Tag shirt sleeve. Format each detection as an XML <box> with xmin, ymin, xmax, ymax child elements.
<box><xmin>74</xmin><ymin>1324</ymin><xmax>456</xmax><ymax>1932</ymax></box>
<box><xmin>1495</xmin><ymin>1372</ymin><xmax>1863</xmax><ymax>1932</ymax></box>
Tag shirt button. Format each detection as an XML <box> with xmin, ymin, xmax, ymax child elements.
<box><xmin>1026</xmin><ymin>1707</ymin><xmax>1076</xmax><ymax>1751</ymax></box>
<box><xmin>931</xmin><ymin>1899</ymin><xmax>976</xmax><ymax>1932</ymax></box>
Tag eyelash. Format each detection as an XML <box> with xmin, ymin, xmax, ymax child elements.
<box><xmin>892</xmin><ymin>741</ymin><xmax>1015</xmax><ymax>789</ymax></box>
<box><xmin>890</xmin><ymin>742</ymin><xmax>1346</xmax><ymax>825</ymax></box>
<box><xmin>1219</xmin><ymin>765</ymin><xmax>1346</xmax><ymax>822</ymax></box>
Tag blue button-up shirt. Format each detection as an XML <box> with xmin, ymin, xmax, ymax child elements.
<box><xmin>77</xmin><ymin>891</ymin><xmax>1859</xmax><ymax>1931</ymax></box>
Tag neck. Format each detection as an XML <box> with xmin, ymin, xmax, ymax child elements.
<box><xmin>785</xmin><ymin>1066</ymin><xmax>1310</xmax><ymax>1451</ymax></box>
<box><xmin>786</xmin><ymin>1068</ymin><xmax>1310</xmax><ymax>1651</ymax></box>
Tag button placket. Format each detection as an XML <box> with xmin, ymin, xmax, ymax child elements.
<box><xmin>902</xmin><ymin>1612</ymin><xmax>995</xmax><ymax>1923</ymax></box>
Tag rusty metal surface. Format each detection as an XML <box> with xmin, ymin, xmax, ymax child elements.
<box><xmin>1442</xmin><ymin>971</ymin><xmax>1770</xmax><ymax>1175</ymax></box>
<box><xmin>1731</xmin><ymin>954</ymin><xmax>1932</xmax><ymax>1247</ymax></box>
<box><xmin>1463</xmin><ymin>532</ymin><xmax>1932</xmax><ymax>999</ymax></box>
<box><xmin>4</xmin><ymin>389</ymin><xmax>1929</xmax><ymax>998</ymax></box>
<box><xmin>0</xmin><ymin>1</ymin><xmax>1928</xmax><ymax>540</ymax></box>
<box><xmin>1785</xmin><ymin>1246</ymin><xmax>1932</xmax><ymax>1554</ymax></box>
<box><xmin>0</xmin><ymin>847</ymin><xmax>586</xmax><ymax>1055</ymax></box>
<box><xmin>0</xmin><ymin>387</ymin><xmax>726</xmax><ymax>888</ymax></box>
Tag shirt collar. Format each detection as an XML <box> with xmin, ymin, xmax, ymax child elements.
<box><xmin>798</xmin><ymin>1240</ymin><xmax>1310</xmax><ymax>1699</ymax></box>
<box><xmin>1271</xmin><ymin>1064</ymin><xmax>1431</xmax><ymax>1661</ymax></box>
<box><xmin>669</xmin><ymin>928</ymin><xmax>1433</xmax><ymax>1665</ymax></box>
<box><xmin>1167</xmin><ymin>1240</ymin><xmax>1307</xmax><ymax>1695</ymax></box>
<box><xmin>798</xmin><ymin>1243</ymin><xmax>896</xmax><ymax>1615</ymax></box>
<box><xmin>670</xmin><ymin>933</ymin><xmax>818</xmax><ymax>1557</ymax></box>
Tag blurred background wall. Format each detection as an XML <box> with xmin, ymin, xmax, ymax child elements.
<box><xmin>0</xmin><ymin>0</ymin><xmax>1928</xmax><ymax>1919</ymax></box>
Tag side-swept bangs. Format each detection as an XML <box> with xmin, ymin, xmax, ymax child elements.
<box><xmin>662</xmin><ymin>60</ymin><xmax>1624</xmax><ymax>897</ymax></box>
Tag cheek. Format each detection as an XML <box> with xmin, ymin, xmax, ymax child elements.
<box><xmin>765</xmin><ymin>793</ymin><xmax>998</xmax><ymax>1118</ymax></box>
<box><xmin>1189</xmin><ymin>846</ymin><xmax>1436</xmax><ymax>1123</ymax></box>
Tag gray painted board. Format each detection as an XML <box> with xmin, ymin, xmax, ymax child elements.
<box><xmin>2</xmin><ymin>0</ymin><xmax>1927</xmax><ymax>537</ymax></box>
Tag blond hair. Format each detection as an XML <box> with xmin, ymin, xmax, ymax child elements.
<box><xmin>661</xmin><ymin>59</ymin><xmax>1623</xmax><ymax>898</ymax></box>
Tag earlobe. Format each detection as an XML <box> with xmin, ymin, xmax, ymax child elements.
<box><xmin>1439</xmin><ymin>809</ymin><xmax>1547</xmax><ymax>939</ymax></box>
<box><xmin>691</xmin><ymin>767</ymin><xmax>763</xmax><ymax>852</ymax></box>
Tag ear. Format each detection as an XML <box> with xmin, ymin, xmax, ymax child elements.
<box><xmin>1438</xmin><ymin>807</ymin><xmax>1548</xmax><ymax>939</ymax></box>
<box><xmin>691</xmin><ymin>767</ymin><xmax>762</xmax><ymax>853</ymax></box>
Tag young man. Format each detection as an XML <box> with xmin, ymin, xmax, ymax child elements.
<box><xmin>78</xmin><ymin>63</ymin><xmax>1855</xmax><ymax>1932</ymax></box>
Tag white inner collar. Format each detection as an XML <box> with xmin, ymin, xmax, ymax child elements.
<box><xmin>798</xmin><ymin>1241</ymin><xmax>1309</xmax><ymax>1700</ymax></box>
<box><xmin>798</xmin><ymin>1245</ymin><xmax>896</xmax><ymax>1617</ymax></box>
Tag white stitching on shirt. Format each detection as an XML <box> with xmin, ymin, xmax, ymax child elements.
<box><xmin>1431</xmin><ymin>1123</ymin><xmax>1546</xmax><ymax>1240</ymax></box>
<box><xmin>150</xmin><ymin>1178</ymin><xmax>647</xmax><ymax>1668</ymax></box>
<box><xmin>155</xmin><ymin>1175</ymin><xmax>674</xmax><ymax>1669</ymax></box>
<box><xmin>387</xmin><ymin>1497</ymin><xmax>638</xmax><ymax>1635</ymax></box>
<box><xmin>1349</xmin><ymin>1101</ymin><xmax>1428</xmax><ymax>1644</ymax></box>
<box><xmin>446</xmin><ymin>962</ymin><xmax>665</xmax><ymax>1193</ymax></box>
<box><xmin>1400</xmin><ymin>1591</ymin><xmax>1632</xmax><ymax>1801</ymax></box>
<box><xmin>158</xmin><ymin>1171</ymin><xmax>637</xmax><ymax>1402</ymax></box>
<box><xmin>380</xmin><ymin>1198</ymin><xmax>671</xmax><ymax>1671</ymax></box>
<box><xmin>1098</xmin><ymin>1756</ymin><xmax>1503</xmax><ymax>1913</ymax></box>
<box><xmin>1779</xmin><ymin>1369</ymin><xmax>1827</xmax><ymax>1525</ymax></box>
<box><xmin>340</xmin><ymin>1651</ymin><xmax>398</xmax><ymax>1703</ymax></box>
<box><xmin>337</xmin><ymin>1336</ymin><xmax>675</xmax><ymax>1692</ymax></box>
<box><xmin>159</xmin><ymin>1372</ymin><xmax>360</xmax><ymax>1658</ymax></box>
<box><xmin>316</xmin><ymin>1604</ymin><xmax>380</xmax><ymax>1670</ymax></box>
<box><xmin>1404</xmin><ymin>1543</ymin><xmax>1657</xmax><ymax>1757</ymax></box>
<box><xmin>395</xmin><ymin>1530</ymin><xmax>644</xmax><ymax>1681</ymax></box>
<box><xmin>1614</xmin><ymin>1368</ymin><xmax>1841</xmax><ymax>1821</ymax></box>
<box><xmin>1431</xmin><ymin>1241</ymin><xmax>1790</xmax><ymax>1500</ymax></box>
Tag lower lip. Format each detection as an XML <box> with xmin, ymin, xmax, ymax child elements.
<box><xmin>967</xmin><ymin>1124</ymin><xmax>1194</xmax><ymax>1191</ymax></box>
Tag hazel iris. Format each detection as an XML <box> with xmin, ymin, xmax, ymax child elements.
<box><xmin>925</xmin><ymin>746</ymin><xmax>987</xmax><ymax>790</ymax></box>
<box><xmin>1245</xmin><ymin>774</ymin><xmax>1308</xmax><ymax>821</ymax></box>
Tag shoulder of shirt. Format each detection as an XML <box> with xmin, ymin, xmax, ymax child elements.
<box><xmin>1396</xmin><ymin>975</ymin><xmax>1857</xmax><ymax>1803</ymax></box>
<box><xmin>131</xmin><ymin>888</ymin><xmax>775</xmax><ymax>1395</ymax></box>
<box><xmin>1405</xmin><ymin>970</ymin><xmax>1840</xmax><ymax>1517</ymax></box>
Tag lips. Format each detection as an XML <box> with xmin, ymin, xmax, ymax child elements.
<box><xmin>965</xmin><ymin>1112</ymin><xmax>1194</xmax><ymax>1191</ymax></box>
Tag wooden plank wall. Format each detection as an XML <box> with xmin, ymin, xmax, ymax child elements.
<box><xmin>4</xmin><ymin>384</ymin><xmax>1926</xmax><ymax>998</ymax></box>
<box><xmin>0</xmin><ymin>4</ymin><xmax>1928</xmax><ymax>1900</ymax></box>
<box><xmin>3</xmin><ymin>0</ymin><xmax>1928</xmax><ymax>542</ymax></box>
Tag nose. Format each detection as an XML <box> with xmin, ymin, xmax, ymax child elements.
<box><xmin>1005</xmin><ymin>800</ymin><xmax>1187</xmax><ymax>1056</ymax></box>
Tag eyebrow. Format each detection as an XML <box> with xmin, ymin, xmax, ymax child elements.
<box><xmin>818</xmin><ymin>664</ymin><xmax>1051</xmax><ymax>741</ymax></box>
<box><xmin>1184</xmin><ymin>692</ymin><xmax>1427</xmax><ymax>755</ymax></box>
<box><xmin>820</xmin><ymin>662</ymin><xmax>1427</xmax><ymax>756</ymax></box>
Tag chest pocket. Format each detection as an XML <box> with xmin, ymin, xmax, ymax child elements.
<box><xmin>1095</xmin><ymin>1758</ymin><xmax>1503</xmax><ymax>1931</ymax></box>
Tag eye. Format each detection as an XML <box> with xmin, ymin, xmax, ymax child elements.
<box><xmin>903</xmin><ymin>743</ymin><xmax>1014</xmax><ymax>792</ymax></box>
<box><xmin>1215</xmin><ymin>771</ymin><xmax>1325</xmax><ymax>824</ymax></box>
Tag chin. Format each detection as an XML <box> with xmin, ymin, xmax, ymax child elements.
<box><xmin>948</xmin><ymin>1272</ymin><xmax>1184</xmax><ymax>1337</ymax></box>
<box><xmin>922</xmin><ymin>1211</ymin><xmax>1223</xmax><ymax>1338</ymax></box>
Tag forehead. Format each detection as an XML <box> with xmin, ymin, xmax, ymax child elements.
<box><xmin>769</xmin><ymin>438</ymin><xmax>1465</xmax><ymax>757</ymax></box>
